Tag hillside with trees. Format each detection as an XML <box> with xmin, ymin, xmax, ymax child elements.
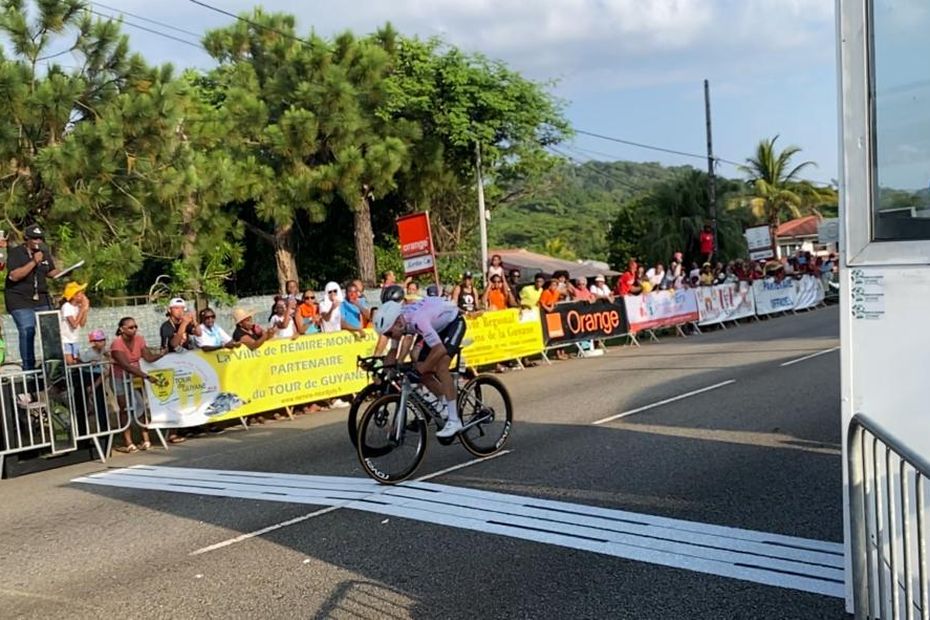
<box><xmin>488</xmin><ymin>160</ymin><xmax>691</xmax><ymax>261</ymax></box>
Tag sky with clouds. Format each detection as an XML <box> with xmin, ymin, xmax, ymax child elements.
<box><xmin>98</xmin><ymin>0</ymin><xmax>839</xmax><ymax>184</ymax></box>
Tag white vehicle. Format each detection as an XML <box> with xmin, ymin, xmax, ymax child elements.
<box><xmin>838</xmin><ymin>1</ymin><xmax>930</xmax><ymax>617</ymax></box>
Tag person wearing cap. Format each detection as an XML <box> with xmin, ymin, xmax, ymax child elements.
<box><xmin>231</xmin><ymin>308</ymin><xmax>276</xmax><ymax>350</ymax></box>
<box><xmin>60</xmin><ymin>281</ymin><xmax>90</xmax><ymax>364</ymax></box>
<box><xmin>160</xmin><ymin>297</ymin><xmax>201</xmax><ymax>353</ymax></box>
<box><xmin>79</xmin><ymin>329</ymin><xmax>111</xmax><ymax>432</ymax></box>
<box><xmin>589</xmin><ymin>275</ymin><xmax>614</xmax><ymax>303</ymax></box>
<box><xmin>4</xmin><ymin>223</ymin><xmax>61</xmax><ymax>370</ymax></box>
<box><xmin>82</xmin><ymin>329</ymin><xmax>109</xmax><ymax>363</ymax></box>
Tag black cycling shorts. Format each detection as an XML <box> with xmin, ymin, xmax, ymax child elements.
<box><xmin>417</xmin><ymin>316</ymin><xmax>466</xmax><ymax>362</ymax></box>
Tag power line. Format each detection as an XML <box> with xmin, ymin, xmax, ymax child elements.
<box><xmin>574</xmin><ymin>128</ymin><xmax>742</xmax><ymax>167</ymax></box>
<box><xmin>92</xmin><ymin>2</ymin><xmax>205</xmax><ymax>40</ymax></box>
<box><xmin>88</xmin><ymin>9</ymin><xmax>204</xmax><ymax>50</ymax></box>
<box><xmin>187</xmin><ymin>0</ymin><xmax>311</xmax><ymax>46</ymax></box>
<box><xmin>548</xmin><ymin>145</ymin><xmax>649</xmax><ymax>195</ymax></box>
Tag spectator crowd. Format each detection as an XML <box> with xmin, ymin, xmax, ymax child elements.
<box><xmin>1</xmin><ymin>223</ymin><xmax>838</xmax><ymax>454</ymax></box>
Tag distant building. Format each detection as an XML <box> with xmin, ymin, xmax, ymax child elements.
<box><xmin>491</xmin><ymin>248</ymin><xmax>620</xmax><ymax>284</ymax></box>
<box><xmin>775</xmin><ymin>215</ymin><xmax>821</xmax><ymax>258</ymax></box>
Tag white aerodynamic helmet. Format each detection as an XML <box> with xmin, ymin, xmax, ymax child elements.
<box><xmin>374</xmin><ymin>301</ymin><xmax>404</xmax><ymax>335</ymax></box>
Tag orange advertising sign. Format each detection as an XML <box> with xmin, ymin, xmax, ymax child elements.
<box><xmin>396</xmin><ymin>212</ymin><xmax>436</xmax><ymax>277</ymax></box>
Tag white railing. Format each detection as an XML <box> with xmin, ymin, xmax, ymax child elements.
<box><xmin>0</xmin><ymin>362</ymin><xmax>135</xmax><ymax>476</ymax></box>
<box><xmin>848</xmin><ymin>415</ymin><xmax>929</xmax><ymax>620</ymax></box>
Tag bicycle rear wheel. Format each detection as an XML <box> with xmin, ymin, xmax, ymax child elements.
<box><xmin>347</xmin><ymin>382</ymin><xmax>387</xmax><ymax>449</ymax></box>
<box><xmin>457</xmin><ymin>375</ymin><xmax>513</xmax><ymax>457</ymax></box>
<box><xmin>356</xmin><ymin>394</ymin><xmax>427</xmax><ymax>483</ymax></box>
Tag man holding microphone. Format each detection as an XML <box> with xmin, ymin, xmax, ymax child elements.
<box><xmin>4</xmin><ymin>224</ymin><xmax>61</xmax><ymax>370</ymax></box>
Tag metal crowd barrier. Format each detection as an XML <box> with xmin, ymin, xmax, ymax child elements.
<box><xmin>0</xmin><ymin>361</ymin><xmax>135</xmax><ymax>477</ymax></box>
<box><xmin>848</xmin><ymin>415</ymin><xmax>929</xmax><ymax>620</ymax></box>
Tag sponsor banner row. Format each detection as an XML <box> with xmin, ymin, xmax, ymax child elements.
<box><xmin>753</xmin><ymin>275</ymin><xmax>825</xmax><ymax>315</ymax></box>
<box><xmin>142</xmin><ymin>309</ymin><xmax>547</xmax><ymax>428</ymax></box>
<box><xmin>542</xmin><ymin>300</ymin><xmax>629</xmax><ymax>345</ymax></box>
<box><xmin>142</xmin><ymin>276</ymin><xmax>824</xmax><ymax>427</ymax></box>
<box><xmin>696</xmin><ymin>281</ymin><xmax>756</xmax><ymax>326</ymax></box>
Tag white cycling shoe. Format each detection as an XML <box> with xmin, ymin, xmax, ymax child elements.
<box><xmin>436</xmin><ymin>418</ymin><xmax>463</xmax><ymax>438</ymax></box>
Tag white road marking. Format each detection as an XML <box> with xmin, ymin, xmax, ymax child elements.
<box><xmin>591</xmin><ymin>380</ymin><xmax>737</xmax><ymax>426</ymax></box>
<box><xmin>779</xmin><ymin>346</ymin><xmax>840</xmax><ymax>367</ymax></box>
<box><xmin>74</xmin><ymin>465</ymin><xmax>844</xmax><ymax>598</ymax></box>
<box><xmin>179</xmin><ymin>451</ymin><xmax>509</xmax><ymax>555</ymax></box>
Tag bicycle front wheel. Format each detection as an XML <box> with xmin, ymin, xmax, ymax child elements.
<box><xmin>347</xmin><ymin>382</ymin><xmax>387</xmax><ymax>449</ymax></box>
<box><xmin>356</xmin><ymin>394</ymin><xmax>427</xmax><ymax>483</ymax></box>
<box><xmin>457</xmin><ymin>375</ymin><xmax>513</xmax><ymax>457</ymax></box>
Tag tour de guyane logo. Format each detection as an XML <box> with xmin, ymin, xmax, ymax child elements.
<box><xmin>147</xmin><ymin>370</ymin><xmax>174</xmax><ymax>401</ymax></box>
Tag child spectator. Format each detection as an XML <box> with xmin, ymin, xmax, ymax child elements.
<box><xmin>60</xmin><ymin>281</ymin><xmax>90</xmax><ymax>364</ymax></box>
<box><xmin>487</xmin><ymin>254</ymin><xmax>505</xmax><ymax>282</ymax></box>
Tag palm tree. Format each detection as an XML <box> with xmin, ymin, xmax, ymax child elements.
<box><xmin>637</xmin><ymin>170</ymin><xmax>747</xmax><ymax>264</ymax></box>
<box><xmin>740</xmin><ymin>136</ymin><xmax>831</xmax><ymax>229</ymax></box>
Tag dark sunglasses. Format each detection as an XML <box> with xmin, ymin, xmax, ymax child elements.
<box><xmin>202</xmin><ymin>314</ymin><xmax>216</xmax><ymax>320</ymax></box>
<box><xmin>303</xmin><ymin>296</ymin><xmax>315</xmax><ymax>301</ymax></box>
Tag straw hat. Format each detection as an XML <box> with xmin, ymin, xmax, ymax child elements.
<box><xmin>232</xmin><ymin>307</ymin><xmax>255</xmax><ymax>324</ymax></box>
<box><xmin>62</xmin><ymin>282</ymin><xmax>87</xmax><ymax>301</ymax></box>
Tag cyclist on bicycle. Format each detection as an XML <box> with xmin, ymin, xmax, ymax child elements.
<box><xmin>374</xmin><ymin>296</ymin><xmax>466</xmax><ymax>438</ymax></box>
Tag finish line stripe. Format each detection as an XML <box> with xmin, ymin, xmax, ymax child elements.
<box><xmin>74</xmin><ymin>463</ymin><xmax>843</xmax><ymax>598</ymax></box>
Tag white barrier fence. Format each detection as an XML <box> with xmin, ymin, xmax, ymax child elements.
<box><xmin>697</xmin><ymin>281</ymin><xmax>757</xmax><ymax>327</ymax></box>
<box><xmin>0</xmin><ymin>361</ymin><xmax>136</xmax><ymax>476</ymax></box>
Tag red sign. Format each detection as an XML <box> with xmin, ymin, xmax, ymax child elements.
<box><xmin>396</xmin><ymin>212</ymin><xmax>436</xmax><ymax>277</ymax></box>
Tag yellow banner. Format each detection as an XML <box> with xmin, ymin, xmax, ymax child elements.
<box><xmin>461</xmin><ymin>308</ymin><xmax>545</xmax><ymax>367</ymax></box>
<box><xmin>141</xmin><ymin>310</ymin><xmax>544</xmax><ymax>428</ymax></box>
<box><xmin>142</xmin><ymin>331</ymin><xmax>377</xmax><ymax>427</ymax></box>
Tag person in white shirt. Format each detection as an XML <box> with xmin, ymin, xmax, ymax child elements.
<box><xmin>646</xmin><ymin>263</ymin><xmax>666</xmax><ymax>289</ymax></box>
<box><xmin>193</xmin><ymin>308</ymin><xmax>239</xmax><ymax>351</ymax></box>
<box><xmin>319</xmin><ymin>281</ymin><xmax>344</xmax><ymax>333</ymax></box>
<box><xmin>269</xmin><ymin>298</ymin><xmax>301</xmax><ymax>339</ymax></box>
<box><xmin>60</xmin><ymin>281</ymin><xmax>90</xmax><ymax>364</ymax></box>
<box><xmin>486</xmin><ymin>254</ymin><xmax>505</xmax><ymax>283</ymax></box>
<box><xmin>589</xmin><ymin>275</ymin><xmax>614</xmax><ymax>302</ymax></box>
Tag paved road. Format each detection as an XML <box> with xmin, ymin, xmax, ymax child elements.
<box><xmin>0</xmin><ymin>308</ymin><xmax>845</xmax><ymax>619</ymax></box>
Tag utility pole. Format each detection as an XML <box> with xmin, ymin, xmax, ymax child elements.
<box><xmin>704</xmin><ymin>79</ymin><xmax>718</xmax><ymax>254</ymax></box>
<box><xmin>476</xmin><ymin>142</ymin><xmax>489</xmax><ymax>281</ymax></box>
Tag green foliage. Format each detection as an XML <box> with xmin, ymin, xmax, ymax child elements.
<box><xmin>740</xmin><ymin>135</ymin><xmax>836</xmax><ymax>227</ymax></box>
<box><xmin>491</xmin><ymin>160</ymin><xmax>689</xmax><ymax>261</ymax></box>
<box><xmin>608</xmin><ymin>169</ymin><xmax>748</xmax><ymax>269</ymax></box>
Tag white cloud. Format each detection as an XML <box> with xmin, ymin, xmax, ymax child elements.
<box><xmin>115</xmin><ymin>0</ymin><xmax>834</xmax><ymax>93</ymax></box>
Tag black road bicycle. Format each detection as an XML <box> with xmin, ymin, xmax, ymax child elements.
<box><xmin>355</xmin><ymin>356</ymin><xmax>512</xmax><ymax>483</ymax></box>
